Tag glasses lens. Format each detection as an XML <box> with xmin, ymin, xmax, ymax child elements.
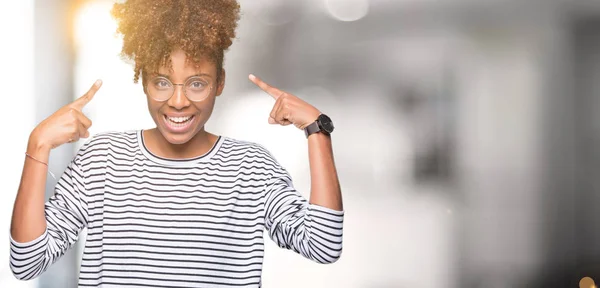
<box><xmin>185</xmin><ymin>77</ymin><xmax>212</xmax><ymax>102</ymax></box>
<box><xmin>147</xmin><ymin>77</ymin><xmax>173</xmax><ymax>101</ymax></box>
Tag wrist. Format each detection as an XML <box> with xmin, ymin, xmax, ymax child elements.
<box><xmin>307</xmin><ymin>130</ymin><xmax>331</xmax><ymax>142</ymax></box>
<box><xmin>304</xmin><ymin>113</ymin><xmax>334</xmax><ymax>138</ymax></box>
<box><xmin>27</xmin><ymin>131</ymin><xmax>51</xmax><ymax>158</ymax></box>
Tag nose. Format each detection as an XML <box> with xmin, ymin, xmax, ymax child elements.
<box><xmin>167</xmin><ymin>84</ymin><xmax>190</xmax><ymax>110</ymax></box>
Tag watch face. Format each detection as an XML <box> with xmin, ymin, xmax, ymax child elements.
<box><xmin>318</xmin><ymin>114</ymin><xmax>334</xmax><ymax>133</ymax></box>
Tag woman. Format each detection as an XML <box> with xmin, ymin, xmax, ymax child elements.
<box><xmin>9</xmin><ymin>0</ymin><xmax>343</xmax><ymax>287</ymax></box>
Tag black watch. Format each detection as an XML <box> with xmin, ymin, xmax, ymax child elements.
<box><xmin>304</xmin><ymin>114</ymin><xmax>334</xmax><ymax>138</ymax></box>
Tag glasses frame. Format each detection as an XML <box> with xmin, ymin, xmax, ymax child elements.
<box><xmin>146</xmin><ymin>76</ymin><xmax>214</xmax><ymax>102</ymax></box>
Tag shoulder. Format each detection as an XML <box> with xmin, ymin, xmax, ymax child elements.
<box><xmin>219</xmin><ymin>136</ymin><xmax>280</xmax><ymax>167</ymax></box>
<box><xmin>93</xmin><ymin>130</ymin><xmax>137</xmax><ymax>143</ymax></box>
<box><xmin>75</xmin><ymin>130</ymin><xmax>137</xmax><ymax>159</ymax></box>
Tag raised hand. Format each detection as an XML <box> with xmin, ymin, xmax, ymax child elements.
<box><xmin>30</xmin><ymin>80</ymin><xmax>102</xmax><ymax>150</ymax></box>
<box><xmin>249</xmin><ymin>74</ymin><xmax>321</xmax><ymax>130</ymax></box>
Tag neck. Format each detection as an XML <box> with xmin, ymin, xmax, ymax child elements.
<box><xmin>143</xmin><ymin>128</ymin><xmax>217</xmax><ymax>159</ymax></box>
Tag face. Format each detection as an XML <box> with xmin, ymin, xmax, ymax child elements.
<box><xmin>144</xmin><ymin>49</ymin><xmax>225</xmax><ymax>145</ymax></box>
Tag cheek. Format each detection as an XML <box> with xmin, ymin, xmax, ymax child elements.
<box><xmin>190</xmin><ymin>100</ymin><xmax>216</xmax><ymax>129</ymax></box>
<box><xmin>146</xmin><ymin>98</ymin><xmax>155</xmax><ymax>111</ymax></box>
<box><xmin>194</xmin><ymin>97</ymin><xmax>216</xmax><ymax>115</ymax></box>
<box><xmin>146</xmin><ymin>98</ymin><xmax>164</xmax><ymax>119</ymax></box>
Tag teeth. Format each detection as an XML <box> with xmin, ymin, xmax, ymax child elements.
<box><xmin>167</xmin><ymin>116</ymin><xmax>192</xmax><ymax>123</ymax></box>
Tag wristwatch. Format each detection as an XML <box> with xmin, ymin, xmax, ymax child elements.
<box><xmin>304</xmin><ymin>114</ymin><xmax>334</xmax><ymax>138</ymax></box>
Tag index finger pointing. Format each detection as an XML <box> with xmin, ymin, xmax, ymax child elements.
<box><xmin>72</xmin><ymin>79</ymin><xmax>102</xmax><ymax>109</ymax></box>
<box><xmin>249</xmin><ymin>74</ymin><xmax>283</xmax><ymax>99</ymax></box>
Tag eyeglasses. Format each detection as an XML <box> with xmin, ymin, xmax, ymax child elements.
<box><xmin>146</xmin><ymin>76</ymin><xmax>213</xmax><ymax>102</ymax></box>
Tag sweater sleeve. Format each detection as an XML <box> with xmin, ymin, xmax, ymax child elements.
<box><xmin>9</xmin><ymin>154</ymin><xmax>88</xmax><ymax>280</ymax></box>
<box><xmin>263</xmin><ymin>158</ymin><xmax>344</xmax><ymax>264</ymax></box>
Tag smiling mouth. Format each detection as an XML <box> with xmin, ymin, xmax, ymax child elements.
<box><xmin>163</xmin><ymin>114</ymin><xmax>195</xmax><ymax>130</ymax></box>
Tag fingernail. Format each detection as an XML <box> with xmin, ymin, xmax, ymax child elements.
<box><xmin>95</xmin><ymin>79</ymin><xmax>103</xmax><ymax>86</ymax></box>
<box><xmin>249</xmin><ymin>74</ymin><xmax>256</xmax><ymax>80</ymax></box>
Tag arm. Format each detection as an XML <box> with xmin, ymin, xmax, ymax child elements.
<box><xmin>263</xmin><ymin>152</ymin><xmax>344</xmax><ymax>264</ymax></box>
<box><xmin>249</xmin><ymin>74</ymin><xmax>344</xmax><ymax>264</ymax></box>
<box><xmin>9</xmin><ymin>80</ymin><xmax>101</xmax><ymax>280</ymax></box>
<box><xmin>10</xmin><ymin>143</ymin><xmax>89</xmax><ymax>280</ymax></box>
<box><xmin>307</xmin><ymin>132</ymin><xmax>342</xmax><ymax>211</ymax></box>
<box><xmin>10</xmin><ymin>138</ymin><xmax>53</xmax><ymax>244</ymax></box>
<box><xmin>249</xmin><ymin>74</ymin><xmax>343</xmax><ymax>211</ymax></box>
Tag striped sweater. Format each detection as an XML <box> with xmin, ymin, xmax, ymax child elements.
<box><xmin>9</xmin><ymin>130</ymin><xmax>344</xmax><ymax>287</ymax></box>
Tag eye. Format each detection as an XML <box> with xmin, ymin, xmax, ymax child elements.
<box><xmin>190</xmin><ymin>81</ymin><xmax>204</xmax><ymax>88</ymax></box>
<box><xmin>187</xmin><ymin>78</ymin><xmax>208</xmax><ymax>90</ymax></box>
<box><xmin>152</xmin><ymin>78</ymin><xmax>171</xmax><ymax>89</ymax></box>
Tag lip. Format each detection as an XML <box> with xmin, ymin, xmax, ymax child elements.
<box><xmin>162</xmin><ymin>114</ymin><xmax>195</xmax><ymax>133</ymax></box>
<box><xmin>165</xmin><ymin>114</ymin><xmax>194</xmax><ymax>118</ymax></box>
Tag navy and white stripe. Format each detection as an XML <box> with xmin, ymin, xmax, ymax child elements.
<box><xmin>10</xmin><ymin>130</ymin><xmax>343</xmax><ymax>287</ymax></box>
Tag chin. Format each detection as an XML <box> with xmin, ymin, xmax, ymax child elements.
<box><xmin>160</xmin><ymin>130</ymin><xmax>195</xmax><ymax>145</ymax></box>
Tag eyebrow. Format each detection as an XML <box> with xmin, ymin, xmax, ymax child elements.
<box><xmin>156</xmin><ymin>73</ymin><xmax>212</xmax><ymax>79</ymax></box>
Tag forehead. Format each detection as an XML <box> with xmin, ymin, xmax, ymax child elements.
<box><xmin>157</xmin><ymin>50</ymin><xmax>216</xmax><ymax>76</ymax></box>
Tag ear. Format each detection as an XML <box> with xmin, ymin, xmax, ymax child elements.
<box><xmin>215</xmin><ymin>69</ymin><xmax>226</xmax><ymax>97</ymax></box>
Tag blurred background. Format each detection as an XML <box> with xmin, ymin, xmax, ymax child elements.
<box><xmin>2</xmin><ymin>0</ymin><xmax>600</xmax><ymax>287</ymax></box>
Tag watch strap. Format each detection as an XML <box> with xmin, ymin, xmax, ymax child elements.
<box><xmin>304</xmin><ymin>121</ymin><xmax>321</xmax><ymax>138</ymax></box>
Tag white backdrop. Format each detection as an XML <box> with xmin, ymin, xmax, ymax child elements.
<box><xmin>0</xmin><ymin>0</ymin><xmax>37</xmax><ymax>287</ymax></box>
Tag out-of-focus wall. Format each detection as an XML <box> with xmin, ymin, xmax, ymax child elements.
<box><xmin>571</xmin><ymin>18</ymin><xmax>600</xmax><ymax>283</ymax></box>
<box><xmin>0</xmin><ymin>1</ymin><xmax>37</xmax><ymax>288</ymax></box>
